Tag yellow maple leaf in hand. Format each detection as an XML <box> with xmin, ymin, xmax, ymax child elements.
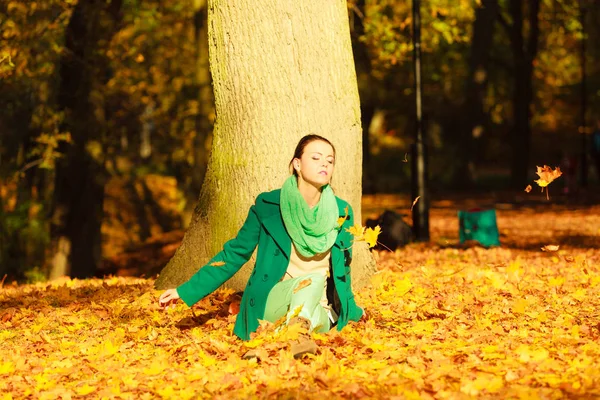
<box><xmin>364</xmin><ymin>226</ymin><xmax>381</xmax><ymax>248</ymax></box>
<box><xmin>534</xmin><ymin>165</ymin><xmax>562</xmax><ymax>188</ymax></box>
<box><xmin>337</xmin><ymin>206</ymin><xmax>349</xmax><ymax>228</ymax></box>
<box><xmin>346</xmin><ymin>224</ymin><xmax>365</xmax><ymax>241</ymax></box>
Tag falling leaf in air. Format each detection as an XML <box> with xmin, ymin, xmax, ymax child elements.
<box><xmin>293</xmin><ymin>278</ymin><xmax>312</xmax><ymax>294</ymax></box>
<box><xmin>525</xmin><ymin>185</ymin><xmax>532</xmax><ymax>193</ymax></box>
<box><xmin>541</xmin><ymin>245</ymin><xmax>560</xmax><ymax>252</ymax></box>
<box><xmin>364</xmin><ymin>226</ymin><xmax>382</xmax><ymax>248</ymax></box>
<box><xmin>402</xmin><ymin>153</ymin><xmax>409</xmax><ymax>163</ymax></box>
<box><xmin>534</xmin><ymin>165</ymin><xmax>562</xmax><ymax>187</ymax></box>
<box><xmin>210</xmin><ymin>261</ymin><xmax>226</xmax><ymax>266</ymax></box>
<box><xmin>411</xmin><ymin>196</ymin><xmax>421</xmax><ymax>212</ymax></box>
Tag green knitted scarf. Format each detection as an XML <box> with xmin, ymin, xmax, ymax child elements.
<box><xmin>280</xmin><ymin>176</ymin><xmax>338</xmax><ymax>258</ymax></box>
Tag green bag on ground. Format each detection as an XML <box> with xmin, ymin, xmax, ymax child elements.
<box><xmin>458</xmin><ymin>208</ymin><xmax>500</xmax><ymax>247</ymax></box>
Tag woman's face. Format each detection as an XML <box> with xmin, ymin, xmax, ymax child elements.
<box><xmin>294</xmin><ymin>140</ymin><xmax>335</xmax><ymax>189</ymax></box>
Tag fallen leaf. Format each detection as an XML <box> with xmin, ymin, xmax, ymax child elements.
<box><xmin>210</xmin><ymin>261</ymin><xmax>226</xmax><ymax>266</ymax></box>
<box><xmin>293</xmin><ymin>278</ymin><xmax>312</xmax><ymax>294</ymax></box>
<box><xmin>337</xmin><ymin>206</ymin><xmax>349</xmax><ymax>228</ymax></box>
<box><xmin>541</xmin><ymin>245</ymin><xmax>560</xmax><ymax>252</ymax></box>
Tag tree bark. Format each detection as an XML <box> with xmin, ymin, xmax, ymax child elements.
<box><xmin>156</xmin><ymin>0</ymin><xmax>375</xmax><ymax>291</ymax></box>
<box><xmin>193</xmin><ymin>0</ymin><xmax>213</xmax><ymax>197</ymax></box>
<box><xmin>50</xmin><ymin>0</ymin><xmax>123</xmax><ymax>279</ymax></box>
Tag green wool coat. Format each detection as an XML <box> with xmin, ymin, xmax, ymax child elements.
<box><xmin>177</xmin><ymin>189</ymin><xmax>364</xmax><ymax>340</ymax></box>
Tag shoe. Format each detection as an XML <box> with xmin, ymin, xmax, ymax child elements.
<box><xmin>242</xmin><ymin>349</ymin><xmax>260</xmax><ymax>360</ymax></box>
<box><xmin>288</xmin><ymin>316</ymin><xmax>318</xmax><ymax>358</ymax></box>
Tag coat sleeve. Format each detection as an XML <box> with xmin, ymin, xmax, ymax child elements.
<box><xmin>177</xmin><ymin>204</ymin><xmax>261</xmax><ymax>307</ymax></box>
<box><xmin>340</xmin><ymin>204</ymin><xmax>365</xmax><ymax>323</ymax></box>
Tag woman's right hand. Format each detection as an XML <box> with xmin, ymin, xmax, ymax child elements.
<box><xmin>159</xmin><ymin>288</ymin><xmax>180</xmax><ymax>309</ymax></box>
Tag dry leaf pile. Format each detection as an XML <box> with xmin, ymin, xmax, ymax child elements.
<box><xmin>1</xmin><ymin>204</ymin><xmax>600</xmax><ymax>399</ymax></box>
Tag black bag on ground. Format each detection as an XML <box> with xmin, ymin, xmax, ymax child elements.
<box><xmin>365</xmin><ymin>210</ymin><xmax>412</xmax><ymax>251</ymax></box>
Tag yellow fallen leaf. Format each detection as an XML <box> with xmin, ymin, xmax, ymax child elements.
<box><xmin>75</xmin><ymin>384</ymin><xmax>97</xmax><ymax>396</ymax></box>
<box><xmin>337</xmin><ymin>206</ymin><xmax>349</xmax><ymax>228</ymax></box>
<box><xmin>541</xmin><ymin>245</ymin><xmax>559</xmax><ymax>252</ymax></box>
<box><xmin>0</xmin><ymin>362</ymin><xmax>15</xmax><ymax>375</ymax></box>
<box><xmin>210</xmin><ymin>261</ymin><xmax>226</xmax><ymax>266</ymax></box>
<box><xmin>293</xmin><ymin>278</ymin><xmax>312</xmax><ymax>294</ymax></box>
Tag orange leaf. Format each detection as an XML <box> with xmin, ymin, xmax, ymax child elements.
<box><xmin>524</xmin><ymin>185</ymin><xmax>532</xmax><ymax>193</ymax></box>
<box><xmin>210</xmin><ymin>261</ymin><xmax>226</xmax><ymax>266</ymax></box>
<box><xmin>534</xmin><ymin>165</ymin><xmax>562</xmax><ymax>188</ymax></box>
<box><xmin>541</xmin><ymin>245</ymin><xmax>560</xmax><ymax>252</ymax></box>
<box><xmin>293</xmin><ymin>278</ymin><xmax>312</xmax><ymax>294</ymax></box>
<box><xmin>411</xmin><ymin>196</ymin><xmax>420</xmax><ymax>212</ymax></box>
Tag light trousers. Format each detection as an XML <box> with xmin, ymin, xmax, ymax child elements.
<box><xmin>263</xmin><ymin>271</ymin><xmax>330</xmax><ymax>333</ymax></box>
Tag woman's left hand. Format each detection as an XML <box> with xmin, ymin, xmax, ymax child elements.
<box><xmin>159</xmin><ymin>288</ymin><xmax>181</xmax><ymax>309</ymax></box>
<box><xmin>359</xmin><ymin>307</ymin><xmax>368</xmax><ymax>322</ymax></box>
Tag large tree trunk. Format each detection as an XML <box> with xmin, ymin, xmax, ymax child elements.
<box><xmin>156</xmin><ymin>0</ymin><xmax>375</xmax><ymax>290</ymax></box>
<box><xmin>50</xmin><ymin>0</ymin><xmax>122</xmax><ymax>279</ymax></box>
<box><xmin>508</xmin><ymin>0</ymin><xmax>540</xmax><ymax>188</ymax></box>
<box><xmin>452</xmin><ymin>0</ymin><xmax>499</xmax><ymax>188</ymax></box>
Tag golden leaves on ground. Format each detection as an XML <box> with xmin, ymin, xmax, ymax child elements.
<box><xmin>2</xmin><ymin>205</ymin><xmax>600</xmax><ymax>398</ymax></box>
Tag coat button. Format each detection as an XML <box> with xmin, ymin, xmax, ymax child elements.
<box><xmin>273</xmin><ymin>249</ymin><xmax>281</xmax><ymax>256</ymax></box>
<box><xmin>250</xmin><ymin>298</ymin><xmax>255</xmax><ymax>307</ymax></box>
<box><xmin>262</xmin><ymin>274</ymin><xmax>269</xmax><ymax>282</ymax></box>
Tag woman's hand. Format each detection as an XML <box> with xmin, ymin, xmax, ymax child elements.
<box><xmin>159</xmin><ymin>289</ymin><xmax>180</xmax><ymax>309</ymax></box>
<box><xmin>359</xmin><ymin>307</ymin><xmax>369</xmax><ymax>322</ymax></box>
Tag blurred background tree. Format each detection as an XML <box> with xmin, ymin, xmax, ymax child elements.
<box><xmin>1</xmin><ymin>0</ymin><xmax>598</xmax><ymax>282</ymax></box>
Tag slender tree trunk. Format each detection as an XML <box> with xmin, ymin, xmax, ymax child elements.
<box><xmin>350</xmin><ymin>0</ymin><xmax>376</xmax><ymax>194</ymax></box>
<box><xmin>452</xmin><ymin>0</ymin><xmax>499</xmax><ymax>188</ymax></box>
<box><xmin>508</xmin><ymin>0</ymin><xmax>540</xmax><ymax>188</ymax></box>
<box><xmin>50</xmin><ymin>0</ymin><xmax>123</xmax><ymax>279</ymax></box>
<box><xmin>156</xmin><ymin>0</ymin><xmax>375</xmax><ymax>290</ymax></box>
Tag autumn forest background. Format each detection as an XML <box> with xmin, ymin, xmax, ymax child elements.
<box><xmin>2</xmin><ymin>0</ymin><xmax>599</xmax><ymax>283</ymax></box>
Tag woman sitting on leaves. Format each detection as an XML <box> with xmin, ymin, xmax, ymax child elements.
<box><xmin>159</xmin><ymin>134</ymin><xmax>365</xmax><ymax>358</ymax></box>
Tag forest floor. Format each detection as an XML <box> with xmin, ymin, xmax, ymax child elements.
<box><xmin>1</xmin><ymin>191</ymin><xmax>600</xmax><ymax>399</ymax></box>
